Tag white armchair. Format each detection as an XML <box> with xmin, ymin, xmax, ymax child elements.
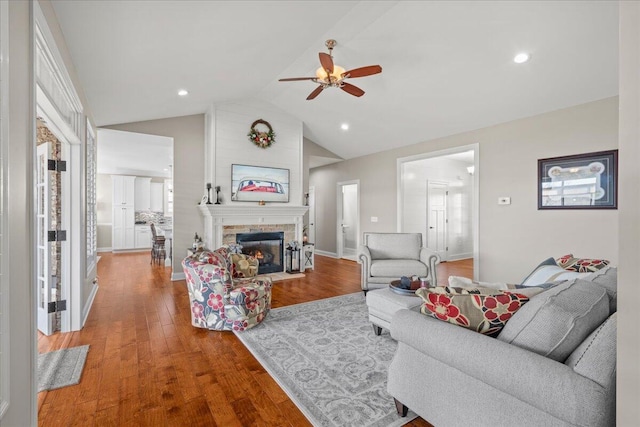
<box><xmin>358</xmin><ymin>232</ymin><xmax>440</xmax><ymax>293</ymax></box>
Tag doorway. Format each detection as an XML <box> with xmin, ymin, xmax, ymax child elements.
<box><xmin>337</xmin><ymin>181</ymin><xmax>359</xmax><ymax>261</ymax></box>
<box><xmin>397</xmin><ymin>144</ymin><xmax>478</xmax><ymax>279</ymax></box>
<box><xmin>35</xmin><ymin>120</ymin><xmax>71</xmax><ymax>335</ymax></box>
<box><xmin>307</xmin><ymin>186</ymin><xmax>316</xmax><ymax>244</ymax></box>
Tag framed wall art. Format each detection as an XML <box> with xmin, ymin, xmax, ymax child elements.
<box><xmin>538</xmin><ymin>149</ymin><xmax>618</xmax><ymax>210</ymax></box>
<box><xmin>231</xmin><ymin>164</ymin><xmax>290</xmax><ymax>203</ymax></box>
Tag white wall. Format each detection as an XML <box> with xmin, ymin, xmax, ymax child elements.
<box><xmin>3</xmin><ymin>1</ymin><xmax>35</xmax><ymax>423</ymax></box>
<box><xmin>208</xmin><ymin>101</ymin><xmax>304</xmax><ymax>205</ymax></box>
<box><xmin>310</xmin><ymin>97</ymin><xmax>618</xmax><ymax>283</ymax></box>
<box><xmin>401</xmin><ymin>157</ymin><xmax>473</xmax><ymax>260</ymax></box>
<box><xmin>617</xmin><ymin>2</ymin><xmax>640</xmax><ymax>424</ymax></box>
<box><xmin>103</xmin><ymin>114</ymin><xmax>205</xmax><ymax>275</ymax></box>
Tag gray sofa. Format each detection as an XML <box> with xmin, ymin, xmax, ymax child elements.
<box><xmin>387</xmin><ymin>266</ymin><xmax>617</xmax><ymax>427</ymax></box>
<box><xmin>358</xmin><ymin>232</ymin><xmax>439</xmax><ymax>293</ymax></box>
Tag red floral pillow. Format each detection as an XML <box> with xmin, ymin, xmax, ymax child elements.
<box><xmin>415</xmin><ymin>286</ymin><xmax>529</xmax><ymax>337</ymax></box>
<box><xmin>555</xmin><ymin>254</ymin><xmax>610</xmax><ymax>273</ymax></box>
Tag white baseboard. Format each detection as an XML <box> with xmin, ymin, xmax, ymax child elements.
<box><xmin>171</xmin><ymin>271</ymin><xmax>186</xmax><ymax>281</ymax></box>
<box><xmin>97</xmin><ymin>247</ymin><xmax>112</xmax><ymax>253</ymax></box>
<box><xmin>446</xmin><ymin>253</ymin><xmax>473</xmax><ymax>262</ymax></box>
<box><xmin>315</xmin><ymin>250</ymin><xmax>338</xmax><ymax>258</ymax></box>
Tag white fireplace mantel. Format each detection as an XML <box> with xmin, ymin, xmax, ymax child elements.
<box><xmin>198</xmin><ymin>204</ymin><xmax>309</xmax><ymax>249</ymax></box>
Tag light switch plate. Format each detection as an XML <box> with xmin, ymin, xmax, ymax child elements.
<box><xmin>498</xmin><ymin>197</ymin><xmax>511</xmax><ymax>205</ymax></box>
<box><xmin>371</xmin><ymin>216</ymin><xmax>378</xmax><ymax>223</ymax></box>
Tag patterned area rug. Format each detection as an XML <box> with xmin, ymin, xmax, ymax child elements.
<box><xmin>234</xmin><ymin>293</ymin><xmax>417</xmax><ymax>427</ymax></box>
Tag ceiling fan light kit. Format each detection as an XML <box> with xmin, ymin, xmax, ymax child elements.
<box><xmin>279</xmin><ymin>39</ymin><xmax>382</xmax><ymax>100</ymax></box>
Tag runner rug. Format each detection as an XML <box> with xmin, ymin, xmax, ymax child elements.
<box><xmin>38</xmin><ymin>345</ymin><xmax>89</xmax><ymax>392</ymax></box>
<box><xmin>234</xmin><ymin>293</ymin><xmax>417</xmax><ymax>427</ymax></box>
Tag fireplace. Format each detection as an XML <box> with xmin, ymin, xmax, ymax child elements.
<box><xmin>236</xmin><ymin>232</ymin><xmax>285</xmax><ymax>274</ymax></box>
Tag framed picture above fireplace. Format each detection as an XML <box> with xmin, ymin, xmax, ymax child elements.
<box><xmin>231</xmin><ymin>164</ymin><xmax>290</xmax><ymax>203</ymax></box>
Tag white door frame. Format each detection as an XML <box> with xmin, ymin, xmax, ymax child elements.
<box><xmin>426</xmin><ymin>180</ymin><xmax>449</xmax><ymax>261</ymax></box>
<box><xmin>397</xmin><ymin>144</ymin><xmax>479</xmax><ymax>280</ymax></box>
<box><xmin>308</xmin><ymin>186</ymin><xmax>316</xmax><ymax>244</ymax></box>
<box><xmin>35</xmin><ymin>2</ymin><xmax>85</xmax><ymax>332</ymax></box>
<box><xmin>336</xmin><ymin>180</ymin><xmax>360</xmax><ymax>260</ymax></box>
<box><xmin>35</xmin><ymin>108</ymin><xmax>80</xmax><ymax>333</ymax></box>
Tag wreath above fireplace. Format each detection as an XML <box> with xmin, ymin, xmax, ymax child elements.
<box><xmin>247</xmin><ymin>119</ymin><xmax>276</xmax><ymax>149</ymax></box>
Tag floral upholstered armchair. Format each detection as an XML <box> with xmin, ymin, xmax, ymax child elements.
<box><xmin>182</xmin><ymin>246</ymin><xmax>272</xmax><ymax>331</ymax></box>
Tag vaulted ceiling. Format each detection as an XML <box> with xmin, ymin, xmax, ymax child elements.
<box><xmin>52</xmin><ymin>1</ymin><xmax>618</xmax><ymax>160</ymax></box>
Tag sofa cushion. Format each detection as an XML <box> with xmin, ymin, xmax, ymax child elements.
<box><xmin>369</xmin><ymin>259</ymin><xmax>427</xmax><ymax>277</ymax></box>
<box><xmin>555</xmin><ymin>254</ymin><xmax>610</xmax><ymax>272</ymax></box>
<box><xmin>497</xmin><ymin>279</ymin><xmax>610</xmax><ymax>362</ymax></box>
<box><xmin>582</xmin><ymin>266</ymin><xmax>617</xmax><ymax>313</ymax></box>
<box><xmin>520</xmin><ymin>257</ymin><xmax>589</xmax><ymax>286</ymax></box>
<box><xmin>416</xmin><ymin>286</ymin><xmax>529</xmax><ymax>337</ymax></box>
<box><xmin>364</xmin><ymin>233</ymin><xmax>421</xmax><ymax>260</ymax></box>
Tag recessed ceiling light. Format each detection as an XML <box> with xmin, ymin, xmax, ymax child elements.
<box><xmin>341</xmin><ymin>123</ymin><xmax>349</xmax><ymax>130</ymax></box>
<box><xmin>178</xmin><ymin>89</ymin><xmax>189</xmax><ymax>96</ymax></box>
<box><xmin>513</xmin><ymin>53</ymin><xmax>530</xmax><ymax>64</ymax></box>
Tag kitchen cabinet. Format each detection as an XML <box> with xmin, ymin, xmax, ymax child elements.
<box><xmin>112</xmin><ymin>175</ymin><xmax>135</xmax><ymax>206</ymax></box>
<box><xmin>135</xmin><ymin>177</ymin><xmax>151</xmax><ymax>211</ymax></box>
<box><xmin>150</xmin><ymin>182</ymin><xmax>163</xmax><ymax>212</ymax></box>
<box><xmin>134</xmin><ymin>225</ymin><xmax>152</xmax><ymax>249</ymax></box>
<box><xmin>113</xmin><ymin>206</ymin><xmax>135</xmax><ymax>250</ymax></box>
<box><xmin>112</xmin><ymin>175</ymin><xmax>136</xmax><ymax>250</ymax></box>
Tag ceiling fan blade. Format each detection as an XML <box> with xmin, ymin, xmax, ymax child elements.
<box><xmin>319</xmin><ymin>52</ymin><xmax>334</xmax><ymax>74</ymax></box>
<box><xmin>343</xmin><ymin>65</ymin><xmax>382</xmax><ymax>78</ymax></box>
<box><xmin>279</xmin><ymin>77</ymin><xmax>316</xmax><ymax>81</ymax></box>
<box><xmin>306</xmin><ymin>85</ymin><xmax>324</xmax><ymax>100</ymax></box>
<box><xmin>341</xmin><ymin>82</ymin><xmax>365</xmax><ymax>97</ymax></box>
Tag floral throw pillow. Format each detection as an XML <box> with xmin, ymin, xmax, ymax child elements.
<box><xmin>555</xmin><ymin>254</ymin><xmax>610</xmax><ymax>273</ymax></box>
<box><xmin>415</xmin><ymin>286</ymin><xmax>530</xmax><ymax>337</ymax></box>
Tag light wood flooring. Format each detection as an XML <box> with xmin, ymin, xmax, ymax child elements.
<box><xmin>37</xmin><ymin>252</ymin><xmax>473</xmax><ymax>426</ymax></box>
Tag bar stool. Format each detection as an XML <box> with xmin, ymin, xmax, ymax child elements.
<box><xmin>150</xmin><ymin>223</ymin><xmax>166</xmax><ymax>265</ymax></box>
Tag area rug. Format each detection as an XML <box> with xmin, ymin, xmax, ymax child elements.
<box><xmin>38</xmin><ymin>345</ymin><xmax>89</xmax><ymax>392</ymax></box>
<box><xmin>234</xmin><ymin>293</ymin><xmax>417</xmax><ymax>427</ymax></box>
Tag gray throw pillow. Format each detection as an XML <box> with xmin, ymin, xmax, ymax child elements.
<box><xmin>497</xmin><ymin>279</ymin><xmax>610</xmax><ymax>362</ymax></box>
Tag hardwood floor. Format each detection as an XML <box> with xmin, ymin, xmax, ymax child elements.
<box><xmin>37</xmin><ymin>253</ymin><xmax>472</xmax><ymax>426</ymax></box>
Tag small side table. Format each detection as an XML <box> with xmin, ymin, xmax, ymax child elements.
<box><xmin>303</xmin><ymin>243</ymin><xmax>315</xmax><ymax>271</ymax></box>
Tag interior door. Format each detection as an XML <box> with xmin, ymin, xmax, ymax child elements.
<box><xmin>36</xmin><ymin>143</ymin><xmax>54</xmax><ymax>335</ymax></box>
<box><xmin>308</xmin><ymin>186</ymin><xmax>316</xmax><ymax>244</ymax></box>
<box><xmin>339</xmin><ymin>183</ymin><xmax>358</xmax><ymax>260</ymax></box>
<box><xmin>427</xmin><ymin>181</ymin><xmax>448</xmax><ymax>261</ymax></box>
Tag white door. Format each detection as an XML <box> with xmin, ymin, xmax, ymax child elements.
<box><xmin>36</xmin><ymin>143</ymin><xmax>54</xmax><ymax>335</ymax></box>
<box><xmin>427</xmin><ymin>181</ymin><xmax>448</xmax><ymax>261</ymax></box>
<box><xmin>308</xmin><ymin>186</ymin><xmax>316</xmax><ymax>244</ymax></box>
<box><xmin>338</xmin><ymin>182</ymin><xmax>359</xmax><ymax>261</ymax></box>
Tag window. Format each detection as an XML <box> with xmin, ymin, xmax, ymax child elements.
<box><xmin>86</xmin><ymin>121</ymin><xmax>97</xmax><ymax>271</ymax></box>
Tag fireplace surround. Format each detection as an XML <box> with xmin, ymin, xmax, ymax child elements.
<box><xmin>199</xmin><ymin>204</ymin><xmax>308</xmax><ymax>253</ymax></box>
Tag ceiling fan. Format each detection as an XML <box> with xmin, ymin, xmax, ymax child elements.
<box><xmin>279</xmin><ymin>39</ymin><xmax>382</xmax><ymax>100</ymax></box>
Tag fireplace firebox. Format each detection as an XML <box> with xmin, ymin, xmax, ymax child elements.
<box><xmin>236</xmin><ymin>232</ymin><xmax>285</xmax><ymax>274</ymax></box>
